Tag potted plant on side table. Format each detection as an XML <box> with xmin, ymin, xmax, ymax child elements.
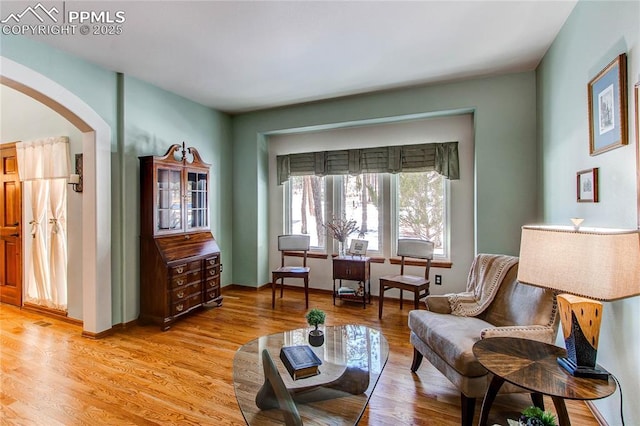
<box><xmin>507</xmin><ymin>406</ymin><xmax>557</xmax><ymax>426</ymax></box>
<box><xmin>306</xmin><ymin>308</ymin><xmax>326</xmax><ymax>347</ymax></box>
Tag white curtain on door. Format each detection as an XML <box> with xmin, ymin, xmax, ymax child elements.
<box><xmin>28</xmin><ymin>180</ymin><xmax>51</xmax><ymax>305</ymax></box>
<box><xmin>16</xmin><ymin>137</ymin><xmax>70</xmax><ymax>310</ymax></box>
<box><xmin>49</xmin><ymin>179</ymin><xmax>68</xmax><ymax>308</ymax></box>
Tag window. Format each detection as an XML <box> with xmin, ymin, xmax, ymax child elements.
<box><xmin>395</xmin><ymin>171</ymin><xmax>446</xmax><ymax>257</ymax></box>
<box><xmin>340</xmin><ymin>173</ymin><xmax>382</xmax><ymax>252</ymax></box>
<box><xmin>287</xmin><ymin>175</ymin><xmax>326</xmax><ymax>250</ymax></box>
<box><xmin>285</xmin><ymin>171</ymin><xmax>447</xmax><ymax>258</ymax></box>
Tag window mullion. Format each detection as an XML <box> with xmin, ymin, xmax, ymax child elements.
<box><xmin>384</xmin><ymin>173</ymin><xmax>394</xmax><ymax>258</ymax></box>
<box><xmin>443</xmin><ymin>178</ymin><xmax>451</xmax><ymax>259</ymax></box>
<box><xmin>326</xmin><ymin>175</ymin><xmax>337</xmax><ymax>253</ymax></box>
<box><xmin>284</xmin><ymin>180</ymin><xmax>292</xmax><ymax>234</ymax></box>
<box><xmin>334</xmin><ymin>175</ymin><xmax>345</xmax><ymax>255</ymax></box>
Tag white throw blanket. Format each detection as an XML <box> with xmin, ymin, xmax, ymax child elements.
<box><xmin>448</xmin><ymin>254</ymin><xmax>519</xmax><ymax>317</ymax></box>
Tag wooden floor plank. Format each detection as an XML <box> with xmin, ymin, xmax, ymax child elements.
<box><xmin>0</xmin><ymin>287</ymin><xmax>599</xmax><ymax>425</ymax></box>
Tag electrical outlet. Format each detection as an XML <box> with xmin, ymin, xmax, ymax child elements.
<box><xmin>435</xmin><ymin>275</ymin><xmax>442</xmax><ymax>285</ymax></box>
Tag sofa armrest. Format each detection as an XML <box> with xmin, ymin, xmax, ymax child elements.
<box><xmin>425</xmin><ymin>295</ymin><xmax>452</xmax><ymax>314</ymax></box>
<box><xmin>480</xmin><ymin>325</ymin><xmax>556</xmax><ymax>344</ymax></box>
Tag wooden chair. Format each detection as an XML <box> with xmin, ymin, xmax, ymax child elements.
<box><xmin>272</xmin><ymin>235</ymin><xmax>311</xmax><ymax>309</ymax></box>
<box><xmin>378</xmin><ymin>238</ymin><xmax>434</xmax><ymax>319</ymax></box>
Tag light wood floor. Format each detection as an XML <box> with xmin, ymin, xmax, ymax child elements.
<box><xmin>1</xmin><ymin>286</ymin><xmax>599</xmax><ymax>425</ymax></box>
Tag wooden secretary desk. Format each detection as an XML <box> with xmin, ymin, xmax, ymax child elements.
<box><xmin>139</xmin><ymin>143</ymin><xmax>222</xmax><ymax>330</ymax></box>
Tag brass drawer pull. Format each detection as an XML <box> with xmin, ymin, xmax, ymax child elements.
<box><xmin>209</xmin><ymin>269</ymin><xmax>215</xmax><ymax>276</ymax></box>
<box><xmin>176</xmin><ymin>303</ymin><xmax>184</xmax><ymax>312</ymax></box>
<box><xmin>208</xmin><ymin>281</ymin><xmax>216</xmax><ymax>288</ymax></box>
<box><xmin>175</xmin><ymin>266</ymin><xmax>184</xmax><ymax>274</ymax></box>
<box><xmin>175</xmin><ymin>279</ymin><xmax>185</xmax><ymax>286</ymax></box>
<box><xmin>177</xmin><ymin>291</ymin><xmax>184</xmax><ymax>299</ymax></box>
<box><xmin>209</xmin><ymin>292</ymin><xmax>215</xmax><ymax>298</ymax></box>
<box><xmin>208</xmin><ymin>259</ymin><xmax>216</xmax><ymax>265</ymax></box>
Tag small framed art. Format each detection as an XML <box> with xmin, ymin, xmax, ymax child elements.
<box><xmin>348</xmin><ymin>239</ymin><xmax>368</xmax><ymax>256</ymax></box>
<box><xmin>577</xmin><ymin>168</ymin><xmax>599</xmax><ymax>203</ymax></box>
<box><xmin>588</xmin><ymin>53</ymin><xmax>627</xmax><ymax>156</ymax></box>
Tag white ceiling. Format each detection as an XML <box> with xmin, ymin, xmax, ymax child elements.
<box><xmin>22</xmin><ymin>1</ymin><xmax>577</xmax><ymax>114</ymax></box>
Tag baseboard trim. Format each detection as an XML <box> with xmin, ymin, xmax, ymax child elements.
<box><xmin>21</xmin><ymin>303</ymin><xmax>128</xmax><ymax>339</ymax></box>
<box><xmin>225</xmin><ymin>283</ymin><xmax>386</xmax><ymax>301</ymax></box>
<box><xmin>586</xmin><ymin>401</ymin><xmax>609</xmax><ymax>426</ymax></box>
<box><xmin>226</xmin><ymin>282</ymin><xmax>442</xmax><ymax>304</ymax></box>
<box><xmin>226</xmin><ymin>282</ymin><xmax>338</xmax><ymax>295</ymax></box>
<box><xmin>224</xmin><ymin>283</ymin><xmax>262</xmax><ymax>291</ymax></box>
<box><xmin>23</xmin><ymin>303</ymin><xmax>83</xmax><ymax>326</ymax></box>
<box><xmin>116</xmin><ymin>318</ymin><xmax>139</xmax><ymax>330</ymax></box>
<box><xmin>81</xmin><ymin>319</ymin><xmax>138</xmax><ymax>339</ymax></box>
<box><xmin>81</xmin><ymin>328</ymin><xmax>114</xmax><ymax>339</ymax></box>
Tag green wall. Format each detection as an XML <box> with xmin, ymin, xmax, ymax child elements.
<box><xmin>231</xmin><ymin>72</ymin><xmax>538</xmax><ymax>287</ymax></box>
<box><xmin>1</xmin><ymin>35</ymin><xmax>233</xmax><ymax>325</ymax></box>
<box><xmin>537</xmin><ymin>1</ymin><xmax>639</xmax><ymax>424</ymax></box>
<box><xmin>122</xmin><ymin>75</ymin><xmax>233</xmax><ymax>322</ymax></box>
<box><xmin>0</xmin><ymin>35</ymin><xmax>118</xmax><ymax>143</ymax></box>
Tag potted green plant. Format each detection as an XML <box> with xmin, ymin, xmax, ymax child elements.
<box><xmin>305</xmin><ymin>308</ymin><xmax>326</xmax><ymax>347</ymax></box>
<box><xmin>507</xmin><ymin>406</ymin><xmax>557</xmax><ymax>426</ymax></box>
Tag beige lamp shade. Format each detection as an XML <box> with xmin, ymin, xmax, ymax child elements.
<box><xmin>517</xmin><ymin>225</ymin><xmax>640</xmax><ymax>301</ymax></box>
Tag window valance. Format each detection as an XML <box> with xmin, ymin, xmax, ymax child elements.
<box><xmin>276</xmin><ymin>141</ymin><xmax>459</xmax><ymax>185</ymax></box>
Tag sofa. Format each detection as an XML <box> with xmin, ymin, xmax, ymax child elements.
<box><xmin>408</xmin><ymin>254</ymin><xmax>558</xmax><ymax>426</ymax></box>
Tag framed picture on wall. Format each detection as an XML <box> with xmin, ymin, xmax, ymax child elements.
<box><xmin>588</xmin><ymin>53</ymin><xmax>628</xmax><ymax>156</ymax></box>
<box><xmin>577</xmin><ymin>168</ymin><xmax>599</xmax><ymax>203</ymax></box>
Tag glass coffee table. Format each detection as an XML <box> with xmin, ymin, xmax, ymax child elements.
<box><xmin>233</xmin><ymin>324</ymin><xmax>389</xmax><ymax>426</ymax></box>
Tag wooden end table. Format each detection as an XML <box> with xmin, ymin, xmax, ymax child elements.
<box><xmin>332</xmin><ymin>256</ymin><xmax>371</xmax><ymax>308</ymax></box>
<box><xmin>472</xmin><ymin>337</ymin><xmax>616</xmax><ymax>426</ymax></box>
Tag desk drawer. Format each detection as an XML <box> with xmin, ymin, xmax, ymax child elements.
<box><xmin>205</xmin><ymin>256</ymin><xmax>220</xmax><ymax>268</ymax></box>
<box><xmin>170</xmin><ymin>260</ymin><xmax>201</xmax><ymax>276</ymax></box>
<box><xmin>205</xmin><ymin>277</ymin><xmax>220</xmax><ymax>290</ymax></box>
<box><xmin>204</xmin><ymin>267</ymin><xmax>220</xmax><ymax>279</ymax></box>
<box><xmin>171</xmin><ymin>269</ymin><xmax>201</xmax><ymax>289</ymax></box>
<box><xmin>171</xmin><ymin>293</ymin><xmax>201</xmax><ymax>316</ymax></box>
<box><xmin>204</xmin><ymin>285</ymin><xmax>220</xmax><ymax>303</ymax></box>
<box><xmin>205</xmin><ymin>289</ymin><xmax>220</xmax><ymax>303</ymax></box>
<box><xmin>171</xmin><ymin>282</ymin><xmax>201</xmax><ymax>302</ymax></box>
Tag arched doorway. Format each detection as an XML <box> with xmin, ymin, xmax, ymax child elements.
<box><xmin>0</xmin><ymin>56</ymin><xmax>112</xmax><ymax>336</ymax></box>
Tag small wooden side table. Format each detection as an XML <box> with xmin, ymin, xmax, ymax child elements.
<box><xmin>332</xmin><ymin>256</ymin><xmax>371</xmax><ymax>308</ymax></box>
<box><xmin>473</xmin><ymin>337</ymin><xmax>616</xmax><ymax>426</ymax></box>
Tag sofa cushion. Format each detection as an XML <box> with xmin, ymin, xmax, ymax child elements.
<box><xmin>479</xmin><ymin>269</ymin><xmax>557</xmax><ymax>328</ymax></box>
<box><xmin>409</xmin><ymin>310</ymin><xmax>494</xmax><ymax>377</ymax></box>
<box><xmin>424</xmin><ymin>295</ymin><xmax>452</xmax><ymax>313</ymax></box>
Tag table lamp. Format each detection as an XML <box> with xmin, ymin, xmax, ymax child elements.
<box><xmin>517</xmin><ymin>225</ymin><xmax>640</xmax><ymax>380</ymax></box>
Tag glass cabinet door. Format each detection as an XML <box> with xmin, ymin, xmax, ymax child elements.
<box><xmin>157</xmin><ymin>168</ymin><xmax>183</xmax><ymax>232</ymax></box>
<box><xmin>186</xmin><ymin>171</ymin><xmax>208</xmax><ymax>230</ymax></box>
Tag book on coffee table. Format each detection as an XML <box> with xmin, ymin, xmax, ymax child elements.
<box><xmin>279</xmin><ymin>345</ymin><xmax>322</xmax><ymax>380</ymax></box>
